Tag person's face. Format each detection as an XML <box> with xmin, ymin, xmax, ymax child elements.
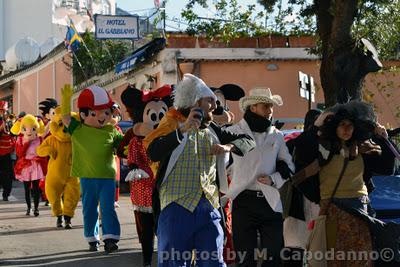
<box><xmin>81</xmin><ymin>108</ymin><xmax>112</xmax><ymax>128</ymax></box>
<box><xmin>0</xmin><ymin>110</ymin><xmax>5</xmax><ymax>117</ymax></box>
<box><xmin>197</xmin><ymin>96</ymin><xmax>217</xmax><ymax>126</ymax></box>
<box><xmin>250</xmin><ymin>103</ymin><xmax>273</xmax><ymax>120</ymax></box>
<box><xmin>336</xmin><ymin>119</ymin><xmax>354</xmax><ymax>141</ymax></box>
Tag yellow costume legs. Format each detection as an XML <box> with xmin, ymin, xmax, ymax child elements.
<box><xmin>63</xmin><ymin>177</ymin><xmax>80</xmax><ymax>218</ymax></box>
<box><xmin>45</xmin><ymin>177</ymin><xmax>64</xmax><ymax>217</ymax></box>
<box><xmin>45</xmin><ymin>176</ymin><xmax>80</xmax><ymax>217</ymax></box>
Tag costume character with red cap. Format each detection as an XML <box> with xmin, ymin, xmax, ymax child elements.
<box><xmin>60</xmin><ymin>84</ymin><xmax>123</xmax><ymax>253</ymax></box>
<box><xmin>117</xmin><ymin>84</ymin><xmax>172</xmax><ymax>267</ymax></box>
<box><xmin>0</xmin><ymin>101</ymin><xmax>16</xmax><ymax>201</ymax></box>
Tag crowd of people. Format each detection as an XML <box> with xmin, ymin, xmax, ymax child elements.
<box><xmin>0</xmin><ymin>73</ymin><xmax>399</xmax><ymax>266</ymax></box>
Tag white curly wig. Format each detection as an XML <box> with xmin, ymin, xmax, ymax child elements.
<box><xmin>173</xmin><ymin>74</ymin><xmax>216</xmax><ymax>109</ymax></box>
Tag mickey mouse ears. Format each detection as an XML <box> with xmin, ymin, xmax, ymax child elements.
<box><xmin>121</xmin><ymin>85</ymin><xmax>143</xmax><ymax>108</ymax></box>
<box><xmin>210</xmin><ymin>84</ymin><xmax>245</xmax><ymax>101</ymax></box>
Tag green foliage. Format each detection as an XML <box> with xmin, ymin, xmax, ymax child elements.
<box><xmin>72</xmin><ymin>32</ymin><xmax>130</xmax><ymax>85</ymax></box>
<box><xmin>181</xmin><ymin>0</ymin><xmax>267</xmax><ymax>42</ymax></box>
<box><xmin>181</xmin><ymin>0</ymin><xmax>315</xmax><ymax>41</ymax></box>
<box><xmin>181</xmin><ymin>0</ymin><xmax>400</xmax><ymax>59</ymax></box>
<box><xmin>353</xmin><ymin>1</ymin><xmax>400</xmax><ymax>60</ymax></box>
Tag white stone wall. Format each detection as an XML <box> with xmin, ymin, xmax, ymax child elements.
<box><xmin>0</xmin><ymin>0</ymin><xmax>116</xmax><ymax>61</ymax></box>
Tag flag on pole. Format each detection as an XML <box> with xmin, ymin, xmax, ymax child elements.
<box><xmin>154</xmin><ymin>0</ymin><xmax>160</xmax><ymax>8</ymax></box>
<box><xmin>86</xmin><ymin>8</ymin><xmax>93</xmax><ymax>22</ymax></box>
<box><xmin>65</xmin><ymin>20</ymin><xmax>83</xmax><ymax>52</ymax></box>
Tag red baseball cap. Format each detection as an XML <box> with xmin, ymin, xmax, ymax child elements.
<box><xmin>77</xmin><ymin>85</ymin><xmax>113</xmax><ymax>110</ymax></box>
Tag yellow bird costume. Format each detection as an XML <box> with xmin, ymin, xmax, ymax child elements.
<box><xmin>36</xmin><ymin>108</ymin><xmax>80</xmax><ymax>228</ymax></box>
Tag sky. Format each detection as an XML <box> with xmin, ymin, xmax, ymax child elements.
<box><xmin>116</xmin><ymin>0</ymin><xmax>268</xmax><ymax>31</ymax></box>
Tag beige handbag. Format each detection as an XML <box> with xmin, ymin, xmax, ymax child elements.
<box><xmin>306</xmin><ymin>214</ymin><xmax>328</xmax><ymax>267</ymax></box>
<box><xmin>306</xmin><ymin>157</ymin><xmax>349</xmax><ymax>267</ymax></box>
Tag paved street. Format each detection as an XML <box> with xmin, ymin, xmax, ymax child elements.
<box><xmin>0</xmin><ymin>183</ymin><xmax>156</xmax><ymax>267</ymax></box>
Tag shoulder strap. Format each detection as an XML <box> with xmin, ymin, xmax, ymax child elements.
<box><xmin>329</xmin><ymin>156</ymin><xmax>349</xmax><ymax>200</ymax></box>
<box><xmin>317</xmin><ymin>156</ymin><xmax>350</xmax><ymax>215</ymax></box>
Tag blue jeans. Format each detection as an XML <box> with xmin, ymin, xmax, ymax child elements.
<box><xmin>157</xmin><ymin>197</ymin><xmax>226</xmax><ymax>267</ymax></box>
<box><xmin>80</xmin><ymin>178</ymin><xmax>120</xmax><ymax>242</ymax></box>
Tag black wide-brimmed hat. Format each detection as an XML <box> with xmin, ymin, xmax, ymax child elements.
<box><xmin>321</xmin><ymin>101</ymin><xmax>377</xmax><ymax>141</ymax></box>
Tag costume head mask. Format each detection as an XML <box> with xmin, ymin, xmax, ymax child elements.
<box><xmin>121</xmin><ymin>84</ymin><xmax>173</xmax><ymax>137</ymax></box>
<box><xmin>49</xmin><ymin>107</ymin><xmax>79</xmax><ymax>142</ymax></box>
<box><xmin>11</xmin><ymin>114</ymin><xmax>45</xmax><ymax>141</ymax></box>
<box><xmin>38</xmin><ymin>98</ymin><xmax>58</xmax><ymax>122</ymax></box>
<box><xmin>77</xmin><ymin>85</ymin><xmax>114</xmax><ymax>128</ymax></box>
<box><xmin>210</xmin><ymin>84</ymin><xmax>244</xmax><ymax>126</ymax></box>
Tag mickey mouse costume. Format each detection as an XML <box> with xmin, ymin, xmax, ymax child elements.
<box><xmin>119</xmin><ymin>84</ymin><xmax>173</xmax><ymax>267</ymax></box>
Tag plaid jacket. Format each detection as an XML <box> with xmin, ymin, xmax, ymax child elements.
<box><xmin>145</xmin><ymin>109</ymin><xmax>255</xmax><ymax>217</ymax></box>
<box><xmin>159</xmin><ymin>129</ymin><xmax>219</xmax><ymax>212</ymax></box>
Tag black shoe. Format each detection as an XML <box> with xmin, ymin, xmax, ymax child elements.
<box><xmin>88</xmin><ymin>241</ymin><xmax>100</xmax><ymax>251</ymax></box>
<box><xmin>44</xmin><ymin>201</ymin><xmax>49</xmax><ymax>206</ymax></box>
<box><xmin>56</xmin><ymin>216</ymin><xmax>63</xmax><ymax>228</ymax></box>
<box><xmin>64</xmin><ymin>215</ymin><xmax>72</xmax><ymax>229</ymax></box>
<box><xmin>33</xmin><ymin>209</ymin><xmax>39</xmax><ymax>217</ymax></box>
<box><xmin>104</xmin><ymin>239</ymin><xmax>119</xmax><ymax>253</ymax></box>
<box><xmin>26</xmin><ymin>208</ymin><xmax>31</xmax><ymax>216</ymax></box>
<box><xmin>3</xmin><ymin>196</ymin><xmax>8</xmax><ymax>201</ymax></box>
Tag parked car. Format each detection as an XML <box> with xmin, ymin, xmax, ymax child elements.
<box><xmin>117</xmin><ymin>121</ymin><xmax>133</xmax><ymax>194</ymax></box>
<box><xmin>369</xmin><ymin>175</ymin><xmax>400</xmax><ymax>223</ymax></box>
<box><xmin>118</xmin><ymin>120</ymin><xmax>133</xmax><ymax>133</ymax></box>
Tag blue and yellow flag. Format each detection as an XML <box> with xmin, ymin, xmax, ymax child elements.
<box><xmin>65</xmin><ymin>20</ymin><xmax>82</xmax><ymax>52</ymax></box>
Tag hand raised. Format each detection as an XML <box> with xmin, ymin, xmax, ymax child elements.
<box><xmin>179</xmin><ymin>108</ymin><xmax>203</xmax><ymax>133</ymax></box>
<box><xmin>61</xmin><ymin>84</ymin><xmax>73</xmax><ymax>98</ymax></box>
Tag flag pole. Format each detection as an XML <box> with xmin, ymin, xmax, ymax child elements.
<box><xmin>68</xmin><ymin>17</ymin><xmax>97</xmax><ymax>74</ymax></box>
<box><xmin>70</xmin><ymin>50</ymin><xmax>88</xmax><ymax>81</ymax></box>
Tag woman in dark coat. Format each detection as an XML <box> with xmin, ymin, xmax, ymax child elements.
<box><xmin>295</xmin><ymin>101</ymin><xmax>394</xmax><ymax>266</ymax></box>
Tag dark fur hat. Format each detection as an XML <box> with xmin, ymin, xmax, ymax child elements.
<box><xmin>320</xmin><ymin>101</ymin><xmax>376</xmax><ymax>142</ymax></box>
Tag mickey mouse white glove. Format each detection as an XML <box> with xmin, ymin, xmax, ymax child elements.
<box><xmin>125</xmin><ymin>168</ymin><xmax>150</xmax><ymax>181</ymax></box>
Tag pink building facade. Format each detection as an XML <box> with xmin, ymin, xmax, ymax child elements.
<box><xmin>0</xmin><ymin>44</ymin><xmax>72</xmax><ymax>116</ymax></box>
<box><xmin>1</xmin><ymin>35</ymin><xmax>399</xmax><ymax>129</ymax></box>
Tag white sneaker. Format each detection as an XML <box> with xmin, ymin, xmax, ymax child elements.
<box><xmin>114</xmin><ymin>202</ymin><xmax>120</xmax><ymax>208</ymax></box>
<box><xmin>7</xmin><ymin>195</ymin><xmax>18</xmax><ymax>202</ymax></box>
